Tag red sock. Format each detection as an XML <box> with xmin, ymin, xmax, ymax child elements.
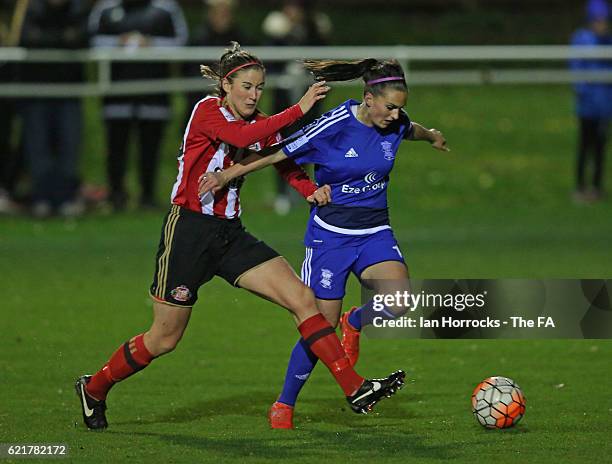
<box><xmin>298</xmin><ymin>314</ymin><xmax>364</xmax><ymax>396</ymax></box>
<box><xmin>86</xmin><ymin>333</ymin><xmax>154</xmax><ymax>401</ymax></box>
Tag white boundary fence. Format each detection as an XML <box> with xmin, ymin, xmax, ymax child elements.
<box><xmin>1</xmin><ymin>45</ymin><xmax>611</xmax><ymax>98</ymax></box>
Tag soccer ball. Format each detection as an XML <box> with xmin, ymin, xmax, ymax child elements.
<box><xmin>471</xmin><ymin>376</ymin><xmax>526</xmax><ymax>429</ymax></box>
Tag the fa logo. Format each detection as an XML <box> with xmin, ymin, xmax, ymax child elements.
<box><xmin>320</xmin><ymin>268</ymin><xmax>334</xmax><ymax>289</ymax></box>
<box><xmin>381</xmin><ymin>141</ymin><xmax>394</xmax><ymax>161</ymax></box>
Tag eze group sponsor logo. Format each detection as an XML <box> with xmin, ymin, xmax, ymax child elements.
<box><xmin>364</xmin><ymin>171</ymin><xmax>379</xmax><ymax>184</ymax></box>
<box><xmin>341</xmin><ymin>179</ymin><xmax>387</xmax><ymax>195</ymax></box>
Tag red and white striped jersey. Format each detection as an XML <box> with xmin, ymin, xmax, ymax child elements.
<box><xmin>170</xmin><ymin>96</ymin><xmax>317</xmax><ymax>218</ymax></box>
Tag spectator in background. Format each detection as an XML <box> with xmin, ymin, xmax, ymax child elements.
<box><xmin>262</xmin><ymin>0</ymin><xmax>332</xmax><ymax>215</ymax></box>
<box><xmin>89</xmin><ymin>0</ymin><xmax>188</xmax><ymax>211</ymax></box>
<box><xmin>0</xmin><ymin>0</ymin><xmax>20</xmax><ymax>214</ymax></box>
<box><xmin>570</xmin><ymin>0</ymin><xmax>612</xmax><ymax>203</ymax></box>
<box><xmin>19</xmin><ymin>0</ymin><xmax>89</xmax><ymax>218</ymax></box>
<box><xmin>184</xmin><ymin>0</ymin><xmax>249</xmax><ymax>118</ymax></box>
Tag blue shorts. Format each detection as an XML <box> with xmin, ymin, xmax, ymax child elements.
<box><xmin>300</xmin><ymin>229</ymin><xmax>405</xmax><ymax>299</ymax></box>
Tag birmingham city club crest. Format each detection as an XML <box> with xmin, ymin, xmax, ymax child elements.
<box><xmin>320</xmin><ymin>269</ymin><xmax>334</xmax><ymax>289</ymax></box>
<box><xmin>381</xmin><ymin>141</ymin><xmax>394</xmax><ymax>161</ymax></box>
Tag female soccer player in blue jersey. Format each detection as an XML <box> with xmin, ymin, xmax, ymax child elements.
<box><xmin>199</xmin><ymin>58</ymin><xmax>449</xmax><ymax>428</ymax></box>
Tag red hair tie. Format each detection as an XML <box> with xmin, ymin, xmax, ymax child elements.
<box><xmin>223</xmin><ymin>61</ymin><xmax>261</xmax><ymax>80</ymax></box>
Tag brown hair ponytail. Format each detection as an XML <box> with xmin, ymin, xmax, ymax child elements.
<box><xmin>200</xmin><ymin>41</ymin><xmax>264</xmax><ymax>97</ymax></box>
<box><xmin>303</xmin><ymin>58</ymin><xmax>407</xmax><ymax>95</ymax></box>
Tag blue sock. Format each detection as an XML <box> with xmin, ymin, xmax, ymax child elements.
<box><xmin>348</xmin><ymin>306</ymin><xmax>363</xmax><ymax>330</ymax></box>
<box><xmin>348</xmin><ymin>300</ymin><xmax>401</xmax><ymax>331</ymax></box>
<box><xmin>277</xmin><ymin>338</ymin><xmax>319</xmax><ymax>407</ymax></box>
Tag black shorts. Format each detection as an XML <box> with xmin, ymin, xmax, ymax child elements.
<box><xmin>150</xmin><ymin>205</ymin><xmax>280</xmax><ymax>307</ymax></box>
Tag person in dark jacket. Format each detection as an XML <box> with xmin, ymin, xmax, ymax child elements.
<box><xmin>0</xmin><ymin>1</ymin><xmax>20</xmax><ymax>214</ymax></box>
<box><xmin>89</xmin><ymin>0</ymin><xmax>188</xmax><ymax>210</ymax></box>
<box><xmin>262</xmin><ymin>0</ymin><xmax>332</xmax><ymax>215</ymax></box>
<box><xmin>570</xmin><ymin>0</ymin><xmax>612</xmax><ymax>203</ymax></box>
<box><xmin>183</xmin><ymin>0</ymin><xmax>249</xmax><ymax>120</ymax></box>
<box><xmin>19</xmin><ymin>0</ymin><xmax>89</xmax><ymax>217</ymax></box>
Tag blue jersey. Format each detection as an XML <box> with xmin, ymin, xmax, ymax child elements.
<box><xmin>569</xmin><ymin>29</ymin><xmax>612</xmax><ymax>118</ymax></box>
<box><xmin>283</xmin><ymin>99</ymin><xmax>413</xmax><ymax>244</ymax></box>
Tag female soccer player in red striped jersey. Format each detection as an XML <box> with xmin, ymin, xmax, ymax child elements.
<box><xmin>75</xmin><ymin>42</ymin><xmax>405</xmax><ymax>430</ymax></box>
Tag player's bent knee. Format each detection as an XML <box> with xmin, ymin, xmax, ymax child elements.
<box><xmin>145</xmin><ymin>331</ymin><xmax>183</xmax><ymax>356</ymax></box>
<box><xmin>390</xmin><ymin>306</ymin><xmax>408</xmax><ymax>318</ymax></box>
<box><xmin>296</xmin><ymin>285</ymin><xmax>317</xmax><ymax>309</ymax></box>
<box><xmin>153</xmin><ymin>335</ymin><xmax>181</xmax><ymax>355</ymax></box>
<box><xmin>288</xmin><ymin>285</ymin><xmax>317</xmax><ymax>317</ymax></box>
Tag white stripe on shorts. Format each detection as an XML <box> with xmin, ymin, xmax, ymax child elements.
<box><xmin>301</xmin><ymin>247</ymin><xmax>313</xmax><ymax>286</ymax></box>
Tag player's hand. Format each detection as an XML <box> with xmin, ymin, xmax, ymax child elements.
<box><xmin>306</xmin><ymin>184</ymin><xmax>332</xmax><ymax>206</ymax></box>
<box><xmin>297</xmin><ymin>81</ymin><xmax>330</xmax><ymax>114</ymax></box>
<box><xmin>198</xmin><ymin>171</ymin><xmax>228</xmax><ymax>196</ymax></box>
<box><xmin>429</xmin><ymin>128</ymin><xmax>450</xmax><ymax>152</ymax></box>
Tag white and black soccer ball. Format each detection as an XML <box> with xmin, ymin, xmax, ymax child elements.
<box><xmin>471</xmin><ymin>376</ymin><xmax>526</xmax><ymax>429</ymax></box>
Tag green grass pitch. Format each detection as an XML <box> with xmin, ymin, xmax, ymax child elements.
<box><xmin>1</xmin><ymin>84</ymin><xmax>611</xmax><ymax>463</ymax></box>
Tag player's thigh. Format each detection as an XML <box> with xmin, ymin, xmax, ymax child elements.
<box><xmin>356</xmin><ymin>231</ymin><xmax>410</xmax><ymax>294</ymax></box>
<box><xmin>237</xmin><ymin>256</ymin><xmax>318</xmax><ymax>319</ymax></box>
<box><xmin>315</xmin><ymin>298</ymin><xmax>343</xmax><ymax>327</ymax></box>
<box><xmin>360</xmin><ymin>260</ymin><xmax>411</xmax><ymax>295</ymax></box>
<box><xmin>361</xmin><ymin>260</ymin><xmax>409</xmax><ymax>281</ymax></box>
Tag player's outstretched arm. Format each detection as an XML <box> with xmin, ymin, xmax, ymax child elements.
<box><xmin>206</xmin><ymin>82</ymin><xmax>330</xmax><ymax>149</ymax></box>
<box><xmin>409</xmin><ymin>122</ymin><xmax>450</xmax><ymax>152</ymax></box>
<box><xmin>198</xmin><ymin>152</ymin><xmax>332</xmax><ymax>205</ymax></box>
<box><xmin>198</xmin><ymin>150</ymin><xmax>288</xmax><ymax>195</ymax></box>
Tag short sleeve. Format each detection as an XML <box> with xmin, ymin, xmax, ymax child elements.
<box><xmin>281</xmin><ymin>103</ymin><xmax>350</xmax><ymax>164</ymax></box>
<box><xmin>401</xmin><ymin>110</ymin><xmax>415</xmax><ymax>140</ymax></box>
<box><xmin>282</xmin><ymin>133</ymin><xmax>325</xmax><ymax>165</ymax></box>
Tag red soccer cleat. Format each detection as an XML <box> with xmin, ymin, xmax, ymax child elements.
<box><xmin>268</xmin><ymin>401</ymin><xmax>294</xmax><ymax>429</ymax></box>
<box><xmin>339</xmin><ymin>307</ymin><xmax>361</xmax><ymax>367</ymax></box>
